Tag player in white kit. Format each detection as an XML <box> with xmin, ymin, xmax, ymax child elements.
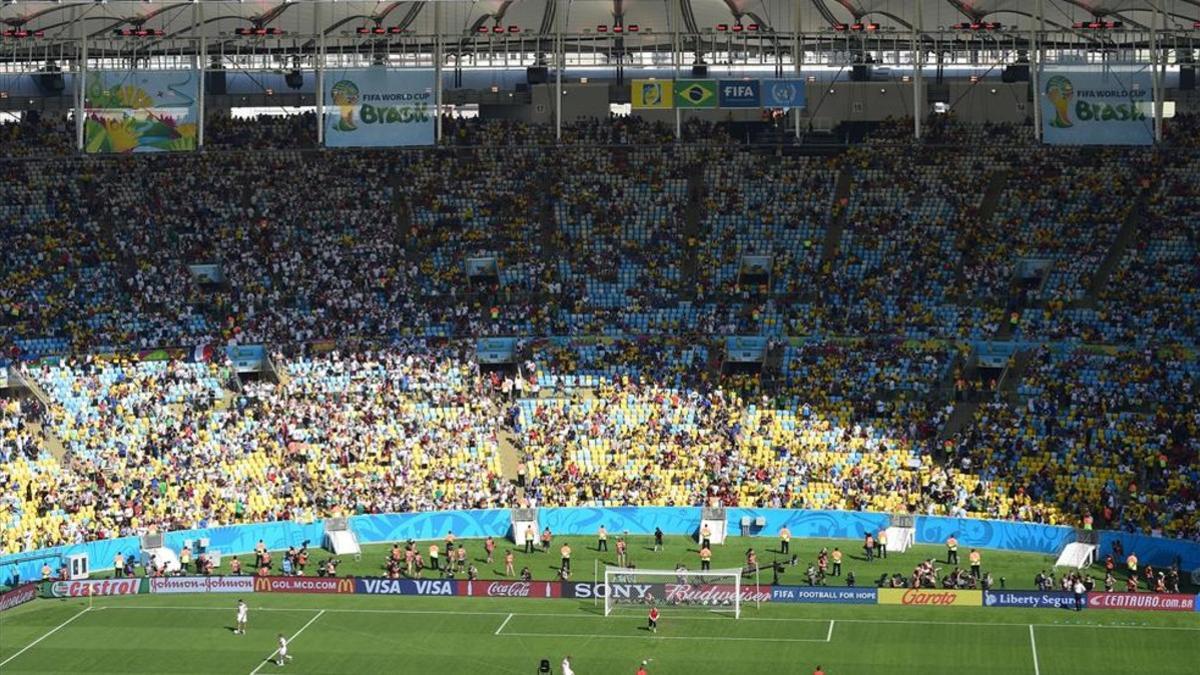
<box><xmin>561</xmin><ymin>656</ymin><xmax>574</xmax><ymax>675</ymax></box>
<box><xmin>235</xmin><ymin>600</ymin><xmax>248</xmax><ymax>635</ymax></box>
<box><xmin>276</xmin><ymin>634</ymin><xmax>292</xmax><ymax>666</ymax></box>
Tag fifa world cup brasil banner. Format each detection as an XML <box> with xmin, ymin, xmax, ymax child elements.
<box><xmin>1040</xmin><ymin>67</ymin><xmax>1153</xmax><ymax>145</ymax></box>
<box><xmin>324</xmin><ymin>69</ymin><xmax>435</xmax><ymax>147</ymax></box>
<box><xmin>84</xmin><ymin>70</ymin><xmax>198</xmax><ymax>153</ymax></box>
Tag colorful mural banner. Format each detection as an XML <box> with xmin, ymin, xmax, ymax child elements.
<box><xmin>1040</xmin><ymin>67</ymin><xmax>1153</xmax><ymax>145</ymax></box>
<box><xmin>674</xmin><ymin>80</ymin><xmax>717</xmax><ymax>109</ymax></box>
<box><xmin>718</xmin><ymin>80</ymin><xmax>761</xmax><ymax>108</ymax></box>
<box><xmin>324</xmin><ymin>68</ymin><xmax>435</xmax><ymax>147</ymax></box>
<box><xmin>84</xmin><ymin>70</ymin><xmax>199</xmax><ymax>153</ymax></box>
<box><xmin>762</xmin><ymin>79</ymin><xmax>806</xmax><ymax>108</ymax></box>
<box><xmin>631</xmin><ymin>79</ymin><xmax>673</xmax><ymax>109</ymax></box>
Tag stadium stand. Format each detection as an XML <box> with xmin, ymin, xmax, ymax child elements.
<box><xmin>1</xmin><ymin>116</ymin><xmax>1198</xmax><ymax>557</ymax></box>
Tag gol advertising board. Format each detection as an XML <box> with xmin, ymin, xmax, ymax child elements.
<box><xmin>47</xmin><ymin>578</ymin><xmax>144</xmax><ymax>598</ymax></box>
<box><xmin>84</xmin><ymin>70</ymin><xmax>199</xmax><ymax>153</ymax></box>
<box><xmin>355</xmin><ymin>578</ymin><xmax>457</xmax><ymax>596</ymax></box>
<box><xmin>0</xmin><ymin>583</ymin><xmax>38</xmax><ymax>612</ymax></box>
<box><xmin>149</xmin><ymin>576</ymin><xmax>255</xmax><ymax>594</ymax></box>
<box><xmin>878</xmin><ymin>588</ymin><xmax>982</xmax><ymax>607</ymax></box>
<box><xmin>325</xmin><ymin>69</ymin><xmax>435</xmax><ymax>147</ymax></box>
<box><xmin>1086</xmin><ymin>592</ymin><xmax>1195</xmax><ymax>612</ymax></box>
<box><xmin>1040</xmin><ymin>67</ymin><xmax>1153</xmax><ymax>145</ymax></box>
<box><xmin>253</xmin><ymin>576</ymin><xmax>355</xmax><ymax>594</ymax></box>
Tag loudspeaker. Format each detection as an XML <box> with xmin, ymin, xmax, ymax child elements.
<box><xmin>205</xmin><ymin>70</ymin><xmax>227</xmax><ymax>96</ymax></box>
<box><xmin>36</xmin><ymin>72</ymin><xmax>64</xmax><ymax>94</ymax></box>
<box><xmin>284</xmin><ymin>70</ymin><xmax>303</xmax><ymax>90</ymax></box>
<box><xmin>526</xmin><ymin>66</ymin><xmax>548</xmax><ymax>85</ymax></box>
<box><xmin>691</xmin><ymin>64</ymin><xmax>708</xmax><ymax>78</ymax></box>
<box><xmin>1001</xmin><ymin>64</ymin><xmax>1029</xmax><ymax>83</ymax></box>
<box><xmin>1181</xmin><ymin>66</ymin><xmax>1195</xmax><ymax>91</ymax></box>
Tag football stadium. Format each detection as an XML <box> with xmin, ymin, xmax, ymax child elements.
<box><xmin>1</xmin><ymin>0</ymin><xmax>1199</xmax><ymax>673</ymax></box>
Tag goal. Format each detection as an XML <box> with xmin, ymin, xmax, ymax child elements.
<box><xmin>602</xmin><ymin>566</ymin><xmax>748</xmax><ymax>619</ymax></box>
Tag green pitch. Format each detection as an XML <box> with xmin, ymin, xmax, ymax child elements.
<box><xmin>2</xmin><ymin>592</ymin><xmax>1199</xmax><ymax>674</ymax></box>
<box><xmin>3</xmin><ymin>535</ymin><xmax>1197</xmax><ymax>674</ymax></box>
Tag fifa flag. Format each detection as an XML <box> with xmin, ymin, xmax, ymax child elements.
<box><xmin>762</xmin><ymin>79</ymin><xmax>806</xmax><ymax>108</ymax></box>
<box><xmin>1040</xmin><ymin>67</ymin><xmax>1153</xmax><ymax>146</ymax></box>
<box><xmin>675</xmin><ymin>80</ymin><xmax>717</xmax><ymax>109</ymax></box>
<box><xmin>632</xmin><ymin>80</ymin><xmax>673</xmax><ymax>109</ymax></box>
<box><xmin>325</xmin><ymin>68</ymin><xmax>436</xmax><ymax>147</ymax></box>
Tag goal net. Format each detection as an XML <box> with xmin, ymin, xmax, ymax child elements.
<box><xmin>602</xmin><ymin>566</ymin><xmax>746</xmax><ymax>619</ymax></box>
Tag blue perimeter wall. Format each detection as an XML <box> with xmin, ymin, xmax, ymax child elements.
<box><xmin>4</xmin><ymin>508</ymin><xmax>1198</xmax><ymax>585</ymax></box>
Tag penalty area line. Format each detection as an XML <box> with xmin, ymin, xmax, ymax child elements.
<box><xmin>826</xmin><ymin>619</ymin><xmax>835</xmax><ymax>643</ymax></box>
<box><xmin>0</xmin><ymin>606</ymin><xmax>92</xmax><ymax>669</ymax></box>
<box><xmin>248</xmin><ymin>609</ymin><xmax>325</xmax><ymax>675</ymax></box>
<box><xmin>495</xmin><ymin>613</ymin><xmax>514</xmax><ymax>635</ymax></box>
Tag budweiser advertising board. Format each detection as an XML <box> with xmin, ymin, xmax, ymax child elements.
<box><xmin>457</xmin><ymin>580</ymin><xmax>561</xmax><ymax>598</ymax></box>
<box><xmin>150</xmin><ymin>576</ymin><xmax>255</xmax><ymax>594</ymax></box>
<box><xmin>878</xmin><ymin>588</ymin><xmax>983</xmax><ymax>607</ymax></box>
<box><xmin>48</xmin><ymin>578</ymin><xmax>144</xmax><ymax>598</ymax></box>
<box><xmin>1086</xmin><ymin>592</ymin><xmax>1196</xmax><ymax>612</ymax></box>
<box><xmin>253</xmin><ymin>576</ymin><xmax>355</xmax><ymax>594</ymax></box>
<box><xmin>561</xmin><ymin>582</ymin><xmax>771</xmax><ymax>604</ymax></box>
<box><xmin>0</xmin><ymin>583</ymin><xmax>38</xmax><ymax>612</ymax></box>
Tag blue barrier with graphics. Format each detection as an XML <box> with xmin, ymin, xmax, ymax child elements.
<box><xmin>771</xmin><ymin>586</ymin><xmax>878</xmax><ymax>604</ymax></box>
<box><xmin>916</xmin><ymin>516</ymin><xmax>1073</xmax><ymax>556</ymax></box>
<box><xmin>4</xmin><ymin>508</ymin><xmax>1199</xmax><ymax>587</ymax></box>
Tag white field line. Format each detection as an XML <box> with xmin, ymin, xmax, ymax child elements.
<box><xmin>247</xmin><ymin>609</ymin><xmax>325</xmax><ymax>675</ymax></box>
<box><xmin>0</xmin><ymin>606</ymin><xmax>91</xmax><ymax>669</ymax></box>
<box><xmin>827</xmin><ymin>619</ymin><xmax>835</xmax><ymax>642</ymax></box>
<box><xmin>494</xmin><ymin>613</ymin><xmax>514</xmax><ymax>635</ymax></box>
<box><xmin>1029</xmin><ymin>624</ymin><xmax>1041</xmax><ymax>675</ymax></box>
<box><xmin>97</xmin><ymin>605</ymin><xmax>1200</xmax><ymax>632</ymax></box>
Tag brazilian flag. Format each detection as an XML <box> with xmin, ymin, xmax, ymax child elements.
<box><xmin>675</xmin><ymin>80</ymin><xmax>717</xmax><ymax>109</ymax></box>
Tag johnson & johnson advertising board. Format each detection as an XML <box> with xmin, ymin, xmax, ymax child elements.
<box><xmin>47</xmin><ymin>578</ymin><xmax>144</xmax><ymax>598</ymax></box>
<box><xmin>253</xmin><ymin>576</ymin><xmax>355</xmax><ymax>594</ymax></box>
<box><xmin>457</xmin><ymin>581</ymin><xmax>561</xmax><ymax>598</ymax></box>
<box><xmin>150</xmin><ymin>576</ymin><xmax>255</xmax><ymax>594</ymax></box>
<box><xmin>878</xmin><ymin>588</ymin><xmax>982</xmax><ymax>607</ymax></box>
<box><xmin>1086</xmin><ymin>592</ymin><xmax>1195</xmax><ymax>612</ymax></box>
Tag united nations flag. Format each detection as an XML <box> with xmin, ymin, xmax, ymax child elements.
<box><xmin>762</xmin><ymin>79</ymin><xmax>806</xmax><ymax>108</ymax></box>
<box><xmin>674</xmin><ymin>80</ymin><xmax>717</xmax><ymax>109</ymax></box>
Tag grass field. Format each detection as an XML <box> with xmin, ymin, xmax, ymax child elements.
<box><xmin>73</xmin><ymin>534</ymin><xmax>1200</xmax><ymax>593</ymax></box>
<box><xmin>2</xmin><ymin>591</ymin><xmax>1199</xmax><ymax>674</ymax></box>
<box><xmin>2</xmin><ymin>534</ymin><xmax>1198</xmax><ymax>673</ymax></box>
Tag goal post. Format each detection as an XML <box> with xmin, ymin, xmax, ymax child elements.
<box><xmin>602</xmin><ymin>566</ymin><xmax>745</xmax><ymax>619</ymax></box>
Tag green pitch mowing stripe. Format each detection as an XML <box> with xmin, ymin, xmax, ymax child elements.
<box><xmin>495</xmin><ymin>612</ymin><xmax>833</xmax><ymax>642</ymax></box>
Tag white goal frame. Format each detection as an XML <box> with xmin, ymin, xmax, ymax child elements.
<box><xmin>602</xmin><ymin>566</ymin><xmax>746</xmax><ymax>619</ymax></box>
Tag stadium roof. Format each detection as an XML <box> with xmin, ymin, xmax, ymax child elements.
<box><xmin>0</xmin><ymin>1</ymin><xmax>1196</xmax><ymax>40</ymax></box>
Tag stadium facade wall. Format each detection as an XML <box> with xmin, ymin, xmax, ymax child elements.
<box><xmin>4</xmin><ymin>508</ymin><xmax>1199</xmax><ymax>586</ymax></box>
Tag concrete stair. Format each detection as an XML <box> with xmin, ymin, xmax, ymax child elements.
<box><xmin>1082</xmin><ymin>185</ymin><xmax>1152</xmax><ymax>306</ymax></box>
<box><xmin>820</xmin><ymin>167</ymin><xmax>853</xmax><ymax>264</ymax></box>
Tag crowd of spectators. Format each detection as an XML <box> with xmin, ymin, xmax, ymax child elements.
<box><xmin>1</xmin><ymin>115</ymin><xmax>1198</xmax><ymax>557</ymax></box>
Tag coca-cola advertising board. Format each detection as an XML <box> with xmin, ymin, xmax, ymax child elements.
<box><xmin>457</xmin><ymin>581</ymin><xmax>561</xmax><ymax>598</ymax></box>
